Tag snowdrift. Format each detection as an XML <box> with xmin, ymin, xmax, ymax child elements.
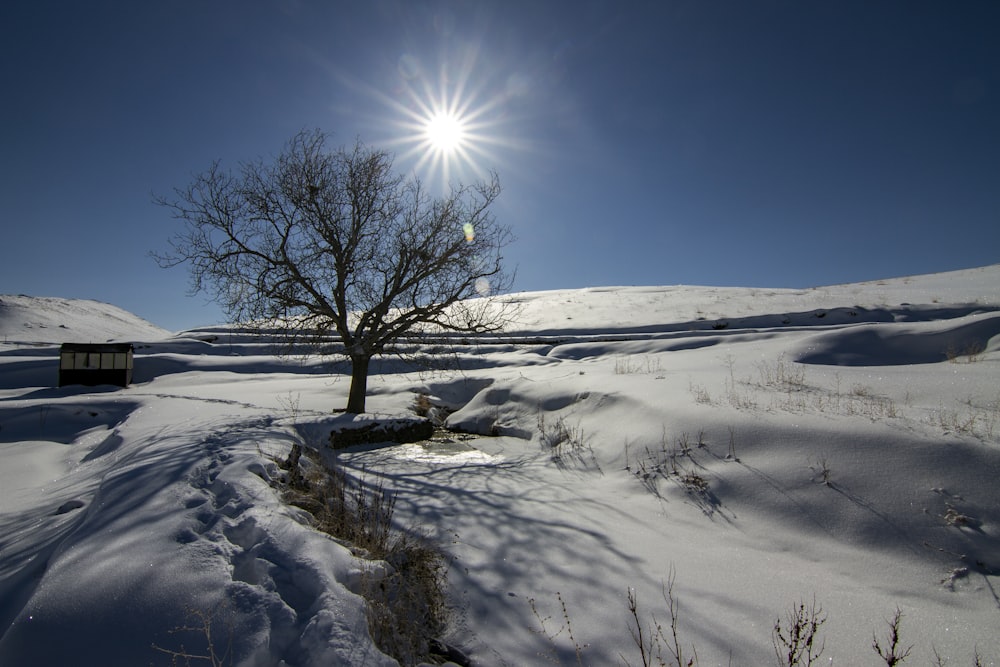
<box><xmin>1</xmin><ymin>265</ymin><xmax>999</xmax><ymax>666</ymax></box>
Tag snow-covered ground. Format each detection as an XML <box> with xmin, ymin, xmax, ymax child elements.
<box><xmin>1</xmin><ymin>266</ymin><xmax>999</xmax><ymax>666</ymax></box>
<box><xmin>0</xmin><ymin>294</ymin><xmax>171</xmax><ymax>344</ymax></box>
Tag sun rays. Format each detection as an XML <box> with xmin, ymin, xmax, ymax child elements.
<box><xmin>341</xmin><ymin>50</ymin><xmax>523</xmax><ymax>190</ymax></box>
<box><xmin>391</xmin><ymin>62</ymin><xmax>507</xmax><ymax>187</ymax></box>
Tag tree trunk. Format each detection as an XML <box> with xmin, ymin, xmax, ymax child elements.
<box><xmin>346</xmin><ymin>354</ymin><xmax>370</xmax><ymax>414</ymax></box>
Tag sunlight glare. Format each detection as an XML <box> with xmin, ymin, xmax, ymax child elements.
<box><xmin>425</xmin><ymin>111</ymin><xmax>466</xmax><ymax>154</ymax></box>
<box><xmin>356</xmin><ymin>51</ymin><xmax>531</xmax><ymax>189</ymax></box>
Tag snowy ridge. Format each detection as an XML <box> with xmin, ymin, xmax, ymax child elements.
<box><xmin>0</xmin><ymin>294</ymin><xmax>171</xmax><ymax>344</ymax></box>
<box><xmin>1</xmin><ymin>265</ymin><xmax>999</xmax><ymax>666</ymax></box>
<box><xmin>495</xmin><ymin>264</ymin><xmax>1000</xmax><ymax>336</ymax></box>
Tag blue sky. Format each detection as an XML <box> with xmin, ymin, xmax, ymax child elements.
<box><xmin>2</xmin><ymin>1</ymin><xmax>997</xmax><ymax>332</ymax></box>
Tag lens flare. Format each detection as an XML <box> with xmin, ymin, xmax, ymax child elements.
<box><xmin>463</xmin><ymin>222</ymin><xmax>475</xmax><ymax>242</ymax></box>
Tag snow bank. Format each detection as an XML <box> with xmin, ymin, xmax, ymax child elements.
<box><xmin>1</xmin><ymin>265</ymin><xmax>999</xmax><ymax>665</ymax></box>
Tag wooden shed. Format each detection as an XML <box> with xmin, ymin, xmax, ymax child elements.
<box><xmin>59</xmin><ymin>343</ymin><xmax>134</xmax><ymax>388</ymax></box>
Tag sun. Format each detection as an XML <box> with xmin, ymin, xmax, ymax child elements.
<box><xmin>377</xmin><ymin>65</ymin><xmax>499</xmax><ymax>186</ymax></box>
<box><xmin>424</xmin><ymin>111</ymin><xmax>467</xmax><ymax>155</ymax></box>
<box><xmin>358</xmin><ymin>53</ymin><xmax>526</xmax><ymax>189</ymax></box>
<box><xmin>408</xmin><ymin>97</ymin><xmax>481</xmax><ymax>186</ymax></box>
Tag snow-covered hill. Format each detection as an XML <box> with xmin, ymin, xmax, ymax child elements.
<box><xmin>0</xmin><ymin>294</ymin><xmax>171</xmax><ymax>344</ymax></box>
<box><xmin>497</xmin><ymin>263</ymin><xmax>1000</xmax><ymax>334</ymax></box>
<box><xmin>1</xmin><ymin>266</ymin><xmax>998</xmax><ymax>666</ymax></box>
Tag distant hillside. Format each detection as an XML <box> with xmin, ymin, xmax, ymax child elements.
<box><xmin>0</xmin><ymin>295</ymin><xmax>170</xmax><ymax>344</ymax></box>
<box><xmin>8</xmin><ymin>264</ymin><xmax>998</xmax><ymax>346</ymax></box>
<box><xmin>495</xmin><ymin>264</ymin><xmax>1000</xmax><ymax>336</ymax></box>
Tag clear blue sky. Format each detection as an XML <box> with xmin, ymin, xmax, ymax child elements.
<box><xmin>2</xmin><ymin>1</ymin><xmax>997</xmax><ymax>332</ymax></box>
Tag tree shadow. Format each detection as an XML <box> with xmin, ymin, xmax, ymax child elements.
<box><xmin>0</xmin><ymin>399</ymin><xmax>140</xmax><ymax>444</ymax></box>
<box><xmin>330</xmin><ymin>442</ymin><xmax>658</xmax><ymax>664</ymax></box>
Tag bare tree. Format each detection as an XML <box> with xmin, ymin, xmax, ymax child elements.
<box><xmin>154</xmin><ymin>129</ymin><xmax>514</xmax><ymax>413</ymax></box>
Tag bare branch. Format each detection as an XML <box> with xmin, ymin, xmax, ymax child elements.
<box><xmin>153</xmin><ymin>130</ymin><xmax>514</xmax><ymax>412</ymax></box>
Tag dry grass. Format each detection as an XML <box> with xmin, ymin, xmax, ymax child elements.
<box><xmin>529</xmin><ymin>591</ymin><xmax>588</xmax><ymax>666</ymax></box>
<box><xmin>527</xmin><ymin>570</ymin><xmax>992</xmax><ymax>667</ymax></box>
<box><xmin>753</xmin><ymin>355</ymin><xmax>807</xmax><ymax>391</ymax></box>
<box><xmin>362</xmin><ymin>534</ymin><xmax>450</xmax><ymax>666</ymax></box>
<box><xmin>945</xmin><ymin>341</ymin><xmax>987</xmax><ymax>364</ymax></box>
<box><xmin>151</xmin><ymin>605</ymin><xmax>233</xmax><ymax>666</ymax></box>
<box><xmin>624</xmin><ymin>431</ymin><xmax>714</xmax><ymax>508</ymax></box>
<box><xmin>538</xmin><ymin>413</ymin><xmax>600</xmax><ymax>470</ymax></box>
<box><xmin>615</xmin><ymin>355</ymin><xmax>664</xmax><ymax>376</ymax></box>
<box><xmin>931</xmin><ymin>395</ymin><xmax>999</xmax><ymax>441</ymax></box>
<box><xmin>276</xmin><ymin>445</ymin><xmax>450</xmax><ymax>666</ymax></box>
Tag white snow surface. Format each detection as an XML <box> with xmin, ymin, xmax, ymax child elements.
<box><xmin>1</xmin><ymin>265</ymin><xmax>999</xmax><ymax>666</ymax></box>
<box><xmin>0</xmin><ymin>294</ymin><xmax>171</xmax><ymax>344</ymax></box>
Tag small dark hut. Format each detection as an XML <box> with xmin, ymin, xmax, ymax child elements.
<box><xmin>59</xmin><ymin>343</ymin><xmax>134</xmax><ymax>388</ymax></box>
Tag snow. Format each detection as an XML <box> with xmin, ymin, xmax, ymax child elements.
<box><xmin>0</xmin><ymin>294</ymin><xmax>170</xmax><ymax>344</ymax></box>
<box><xmin>1</xmin><ymin>264</ymin><xmax>999</xmax><ymax>666</ymax></box>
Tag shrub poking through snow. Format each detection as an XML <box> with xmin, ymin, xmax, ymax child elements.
<box><xmin>411</xmin><ymin>392</ymin><xmax>434</xmax><ymax>418</ymax></box>
<box><xmin>772</xmin><ymin>597</ymin><xmax>826</xmax><ymax>667</ymax></box>
<box><xmin>615</xmin><ymin>355</ymin><xmax>664</xmax><ymax>375</ymax></box>
<box><xmin>276</xmin><ymin>444</ymin><xmax>450</xmax><ymax>665</ymax></box>
<box><xmin>871</xmin><ymin>607</ymin><xmax>912</xmax><ymax>666</ymax></box>
<box><xmin>678</xmin><ymin>472</ymin><xmax>708</xmax><ymax>493</ymax></box>
<box><xmin>537</xmin><ymin>412</ymin><xmax>598</xmax><ymax>470</ymax></box>
<box><xmin>622</xmin><ymin>567</ymin><xmax>698</xmax><ymax>667</ymax></box>
<box><xmin>624</xmin><ymin>431</ymin><xmax>717</xmax><ymax>514</ymax></box>
<box><xmin>945</xmin><ymin>340</ymin><xmax>986</xmax><ymax>364</ymax></box>
<box><xmin>151</xmin><ymin>605</ymin><xmax>234</xmax><ymax>667</ymax></box>
<box><xmin>528</xmin><ymin>572</ymin><xmax>992</xmax><ymax>667</ymax></box>
<box><xmin>362</xmin><ymin>534</ymin><xmax>450</xmax><ymax>666</ymax></box>
<box><xmin>753</xmin><ymin>354</ymin><xmax>807</xmax><ymax>391</ymax></box>
<box><xmin>528</xmin><ymin>591</ymin><xmax>588</xmax><ymax>666</ymax></box>
<box><xmin>808</xmin><ymin>457</ymin><xmax>833</xmax><ymax>487</ymax></box>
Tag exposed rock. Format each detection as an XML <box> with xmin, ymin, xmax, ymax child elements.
<box><xmin>53</xmin><ymin>499</ymin><xmax>85</xmax><ymax>515</ymax></box>
<box><xmin>329</xmin><ymin>418</ymin><xmax>435</xmax><ymax>449</ymax></box>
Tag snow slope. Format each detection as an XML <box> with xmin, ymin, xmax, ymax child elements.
<box><xmin>0</xmin><ymin>294</ymin><xmax>171</xmax><ymax>344</ymax></box>
<box><xmin>1</xmin><ymin>266</ymin><xmax>998</xmax><ymax>666</ymax></box>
